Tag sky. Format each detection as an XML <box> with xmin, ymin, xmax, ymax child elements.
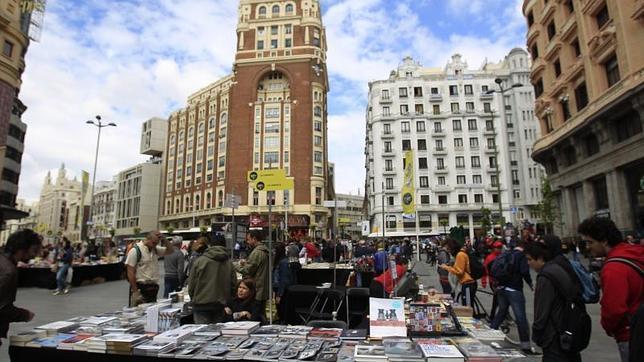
<box><xmin>17</xmin><ymin>0</ymin><xmax>527</xmax><ymax>203</ymax></box>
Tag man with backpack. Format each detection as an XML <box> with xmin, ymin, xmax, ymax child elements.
<box><xmin>125</xmin><ymin>231</ymin><xmax>174</xmax><ymax>306</ymax></box>
<box><xmin>489</xmin><ymin>240</ymin><xmax>538</xmax><ymax>355</ymax></box>
<box><xmin>578</xmin><ymin>217</ymin><xmax>644</xmax><ymax>362</ymax></box>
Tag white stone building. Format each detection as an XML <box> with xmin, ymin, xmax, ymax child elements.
<box><xmin>92</xmin><ymin>179</ymin><xmax>117</xmax><ymax>238</ymax></box>
<box><xmin>37</xmin><ymin>164</ymin><xmax>83</xmax><ymax>236</ymax></box>
<box><xmin>365</xmin><ymin>51</ymin><xmax>543</xmax><ymax>238</ymax></box>
<box><xmin>114</xmin><ymin>159</ymin><xmax>163</xmax><ymax>236</ymax></box>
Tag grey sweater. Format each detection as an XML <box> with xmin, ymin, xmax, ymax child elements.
<box><xmin>163</xmin><ymin>250</ymin><xmax>185</xmax><ymax>285</ymax></box>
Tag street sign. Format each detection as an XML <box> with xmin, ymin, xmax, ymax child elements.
<box><xmin>247</xmin><ymin>169</ymin><xmax>294</xmax><ymax>191</ymax></box>
<box><xmin>323</xmin><ymin>200</ymin><xmax>347</xmax><ymax>208</ymax></box>
<box><xmin>338</xmin><ymin>217</ymin><xmax>351</xmax><ymax>224</ymax></box>
<box><xmin>225</xmin><ymin>194</ymin><xmax>241</xmax><ymax>209</ymax></box>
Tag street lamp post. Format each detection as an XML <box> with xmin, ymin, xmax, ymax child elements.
<box><xmin>86</xmin><ymin>115</ymin><xmax>116</xmax><ymax>237</ymax></box>
<box><xmin>485</xmin><ymin>78</ymin><xmax>522</xmax><ymax>227</ymax></box>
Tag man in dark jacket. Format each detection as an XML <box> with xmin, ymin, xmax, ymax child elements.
<box><xmin>579</xmin><ymin>217</ymin><xmax>644</xmax><ymax>362</ymax></box>
<box><xmin>236</xmin><ymin>230</ymin><xmax>270</xmax><ymax>313</ymax></box>
<box><xmin>489</xmin><ymin>241</ymin><xmax>537</xmax><ymax>354</ymax></box>
<box><xmin>188</xmin><ymin>236</ymin><xmax>236</xmax><ymax>324</ymax></box>
<box><xmin>0</xmin><ymin>229</ymin><xmax>41</xmax><ymax>346</ymax></box>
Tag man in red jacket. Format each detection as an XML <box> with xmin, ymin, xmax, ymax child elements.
<box><xmin>579</xmin><ymin>217</ymin><xmax>644</xmax><ymax>362</ymax></box>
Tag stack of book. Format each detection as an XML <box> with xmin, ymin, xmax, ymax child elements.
<box><xmin>35</xmin><ymin>321</ymin><xmax>79</xmax><ymax>336</ymax></box>
<box><xmin>383</xmin><ymin>338</ymin><xmax>425</xmax><ymax>362</ymax></box>
<box><xmin>354</xmin><ymin>345</ymin><xmax>387</xmax><ymax>362</ymax></box>
<box><xmin>84</xmin><ymin>335</ymin><xmax>110</xmax><ymax>353</ymax></box>
<box><xmin>56</xmin><ymin>334</ymin><xmax>93</xmax><ymax>351</ymax></box>
<box><xmin>466</xmin><ymin>328</ymin><xmax>507</xmax><ymax>341</ymax></box>
<box><xmin>8</xmin><ymin>330</ymin><xmax>46</xmax><ymax>346</ymax></box>
<box><xmin>308</xmin><ymin>327</ymin><xmax>343</xmax><ymax>341</ymax></box>
<box><xmin>24</xmin><ymin>333</ymin><xmax>73</xmax><ymax>348</ymax></box>
<box><xmin>457</xmin><ymin>342</ymin><xmax>502</xmax><ymax>362</ymax></box>
<box><xmin>104</xmin><ymin>334</ymin><xmax>149</xmax><ymax>355</ymax></box>
<box><xmin>220</xmin><ymin>321</ymin><xmax>261</xmax><ymax>336</ymax></box>
<box><xmin>417</xmin><ymin>342</ymin><xmax>465</xmax><ymax>362</ymax></box>
<box><xmin>193</xmin><ymin>324</ymin><xmax>224</xmax><ymax>339</ymax></box>
<box><xmin>164</xmin><ymin>341</ymin><xmax>206</xmax><ymax>359</ymax></box>
<box><xmin>132</xmin><ymin>340</ymin><xmax>176</xmax><ymax>356</ymax></box>
<box><xmin>279</xmin><ymin>325</ymin><xmax>313</xmax><ymax>339</ymax></box>
<box><xmin>153</xmin><ymin>324</ymin><xmax>207</xmax><ymax>344</ymax></box>
<box><xmin>340</xmin><ymin>329</ymin><xmax>367</xmax><ymax>341</ymax></box>
<box><xmin>249</xmin><ymin>324</ymin><xmax>286</xmax><ymax>338</ymax></box>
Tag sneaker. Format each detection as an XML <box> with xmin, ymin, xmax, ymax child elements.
<box><xmin>521</xmin><ymin>347</ymin><xmax>542</xmax><ymax>356</ymax></box>
<box><xmin>63</xmin><ymin>287</ymin><xmax>70</xmax><ymax>294</ymax></box>
<box><xmin>52</xmin><ymin>290</ymin><xmax>61</xmax><ymax>296</ymax></box>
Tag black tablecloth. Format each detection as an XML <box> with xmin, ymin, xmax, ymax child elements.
<box><xmin>8</xmin><ymin>346</ymin><xmax>255</xmax><ymax>362</ymax></box>
<box><xmin>17</xmin><ymin>263</ymin><xmax>125</xmax><ymax>289</ymax></box>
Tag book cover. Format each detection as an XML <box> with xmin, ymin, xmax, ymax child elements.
<box><xmin>368</xmin><ymin>297</ymin><xmax>406</xmax><ymax>338</ymax></box>
<box><xmin>308</xmin><ymin>328</ymin><xmax>343</xmax><ymax>340</ymax></box>
<box><xmin>340</xmin><ymin>329</ymin><xmax>367</xmax><ymax>340</ymax></box>
<box><xmin>418</xmin><ymin>343</ymin><xmax>465</xmax><ymax>359</ymax></box>
<box><xmin>250</xmin><ymin>324</ymin><xmax>286</xmax><ymax>337</ymax></box>
<box><xmin>354</xmin><ymin>345</ymin><xmax>387</xmax><ymax>359</ymax></box>
<box><xmin>383</xmin><ymin>339</ymin><xmax>423</xmax><ymax>358</ymax></box>
<box><xmin>279</xmin><ymin>325</ymin><xmax>313</xmax><ymax>339</ymax></box>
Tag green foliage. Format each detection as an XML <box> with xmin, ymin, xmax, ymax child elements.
<box><xmin>480</xmin><ymin>207</ymin><xmax>492</xmax><ymax>234</ymax></box>
<box><xmin>536</xmin><ymin>177</ymin><xmax>561</xmax><ymax>234</ymax></box>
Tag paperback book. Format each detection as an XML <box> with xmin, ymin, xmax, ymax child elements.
<box><xmin>368</xmin><ymin>297</ymin><xmax>406</xmax><ymax>338</ymax></box>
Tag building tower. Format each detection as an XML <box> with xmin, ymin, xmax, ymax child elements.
<box><xmin>160</xmin><ymin>0</ymin><xmax>330</xmax><ymax>237</ymax></box>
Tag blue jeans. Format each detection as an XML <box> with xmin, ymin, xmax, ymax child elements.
<box><xmin>163</xmin><ymin>276</ymin><xmax>180</xmax><ymax>298</ymax></box>
<box><xmin>56</xmin><ymin>263</ymin><xmax>70</xmax><ymax>291</ymax></box>
<box><xmin>491</xmin><ymin>288</ymin><xmax>530</xmax><ymax>346</ymax></box>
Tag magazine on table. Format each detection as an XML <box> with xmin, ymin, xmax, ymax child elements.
<box><xmin>368</xmin><ymin>297</ymin><xmax>406</xmax><ymax>338</ymax></box>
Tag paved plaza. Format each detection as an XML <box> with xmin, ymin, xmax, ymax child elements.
<box><xmin>1</xmin><ymin>259</ymin><xmax>619</xmax><ymax>362</ymax></box>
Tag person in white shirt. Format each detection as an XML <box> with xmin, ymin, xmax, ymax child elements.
<box><xmin>125</xmin><ymin>231</ymin><xmax>173</xmax><ymax>306</ymax></box>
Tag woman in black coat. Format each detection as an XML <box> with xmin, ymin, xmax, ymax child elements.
<box><xmin>223</xmin><ymin>278</ymin><xmax>263</xmax><ymax>322</ymax></box>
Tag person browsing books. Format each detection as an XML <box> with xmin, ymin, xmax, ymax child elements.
<box><xmin>223</xmin><ymin>278</ymin><xmax>263</xmax><ymax>322</ymax></box>
<box><xmin>236</xmin><ymin>230</ymin><xmax>270</xmax><ymax>314</ymax></box>
<box><xmin>439</xmin><ymin>238</ymin><xmax>477</xmax><ymax>307</ymax></box>
<box><xmin>125</xmin><ymin>230</ymin><xmax>174</xmax><ymax>306</ymax></box>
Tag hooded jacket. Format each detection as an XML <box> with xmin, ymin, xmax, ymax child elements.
<box><xmin>600</xmin><ymin>242</ymin><xmax>644</xmax><ymax>342</ymax></box>
<box><xmin>188</xmin><ymin>246</ymin><xmax>236</xmax><ymax>307</ymax></box>
<box><xmin>237</xmin><ymin>243</ymin><xmax>270</xmax><ymax>301</ymax></box>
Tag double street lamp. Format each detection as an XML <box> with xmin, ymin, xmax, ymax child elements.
<box><xmin>86</xmin><ymin>115</ymin><xmax>116</xmax><ymax>236</ymax></box>
<box><xmin>484</xmin><ymin>78</ymin><xmax>522</xmax><ymax>228</ymax></box>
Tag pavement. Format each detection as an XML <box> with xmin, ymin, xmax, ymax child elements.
<box><xmin>1</xmin><ymin>259</ymin><xmax>620</xmax><ymax>362</ymax></box>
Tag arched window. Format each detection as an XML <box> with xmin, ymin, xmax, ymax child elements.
<box><xmin>258</xmin><ymin>6</ymin><xmax>266</xmax><ymax>17</ymax></box>
<box><xmin>175</xmin><ymin>199</ymin><xmax>180</xmax><ymax>213</ymax></box>
<box><xmin>166</xmin><ymin>201</ymin><xmax>171</xmax><ymax>215</ymax></box>
<box><xmin>170</xmin><ymin>134</ymin><xmax>176</xmax><ymax>145</ymax></box>
<box><xmin>221</xmin><ymin>113</ymin><xmax>228</xmax><ymax>125</ymax></box>
<box><xmin>188</xmin><ymin>126</ymin><xmax>194</xmax><ymax>138</ymax></box>
<box><xmin>178</xmin><ymin>130</ymin><xmax>185</xmax><ymax>142</ymax></box>
<box><xmin>206</xmin><ymin>192</ymin><xmax>211</xmax><ymax>208</ymax></box>
<box><xmin>208</xmin><ymin>117</ymin><xmax>216</xmax><ymax>129</ymax></box>
<box><xmin>198</xmin><ymin>122</ymin><xmax>205</xmax><ymax>134</ymax></box>
<box><xmin>285</xmin><ymin>4</ymin><xmax>293</xmax><ymax>14</ymax></box>
<box><xmin>184</xmin><ymin>196</ymin><xmax>190</xmax><ymax>212</ymax></box>
<box><xmin>314</xmin><ymin>106</ymin><xmax>322</xmax><ymax>117</ymax></box>
<box><xmin>272</xmin><ymin>5</ymin><xmax>280</xmax><ymax>15</ymax></box>
<box><xmin>195</xmin><ymin>195</ymin><xmax>200</xmax><ymax>211</ymax></box>
<box><xmin>218</xmin><ymin>190</ymin><xmax>224</xmax><ymax>207</ymax></box>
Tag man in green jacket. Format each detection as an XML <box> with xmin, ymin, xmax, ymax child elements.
<box><xmin>188</xmin><ymin>236</ymin><xmax>237</xmax><ymax>324</ymax></box>
<box><xmin>236</xmin><ymin>229</ymin><xmax>270</xmax><ymax>314</ymax></box>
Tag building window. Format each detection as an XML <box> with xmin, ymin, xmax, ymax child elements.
<box><xmin>527</xmin><ymin>11</ymin><xmax>534</xmax><ymax>26</ymax></box>
<box><xmin>466</xmin><ymin>102</ymin><xmax>474</xmax><ymax>113</ymax></box>
<box><xmin>438</xmin><ymin>195</ymin><xmax>448</xmax><ymax>204</ymax></box>
<box><xmin>454</xmin><ymin>138</ymin><xmax>463</xmax><ymax>148</ymax></box>
<box><xmin>414</xmin><ymin>87</ymin><xmax>423</xmax><ymax>97</ymax></box>
<box><xmin>561</xmin><ymin>97</ymin><xmax>571</xmax><ymax>121</ymax></box>
<box><xmin>314</xmin><ymin>106</ymin><xmax>322</xmax><ymax>117</ymax></box>
<box><xmin>399</xmin><ymin>87</ymin><xmax>408</xmax><ymax>97</ymax></box>
<box><xmin>436</xmin><ymin>158</ymin><xmax>445</xmax><ymax>169</ymax></box>
<box><xmin>418</xmin><ymin>158</ymin><xmax>428</xmax><ymax>169</ymax></box>
<box><xmin>584</xmin><ymin>134</ymin><xmax>600</xmax><ymax>157</ymax></box>
<box><xmin>415</xmin><ymin>104</ymin><xmax>424</xmax><ymax>115</ymax></box>
<box><xmin>383</xmin><ymin>123</ymin><xmax>391</xmax><ymax>134</ymax></box>
<box><xmin>258</xmin><ymin>6</ymin><xmax>267</xmax><ymax>18</ymax></box>
<box><xmin>257</xmin><ymin>40</ymin><xmax>264</xmax><ymax>50</ymax></box>
<box><xmin>451</xmin><ymin>103</ymin><xmax>460</xmax><ymax>113</ymax></box>
<box><xmin>285</xmin><ymin>24</ymin><xmax>292</xmax><ymax>34</ymax></box>
<box><xmin>264</xmin><ymin>152</ymin><xmax>279</xmax><ymax>164</ymax></box>
<box><xmin>531</xmin><ymin>44</ymin><xmax>539</xmax><ymax>60</ymax></box>
<box><xmin>3</xmin><ymin>41</ymin><xmax>13</xmax><ymax>57</ymax></box>
<box><xmin>575</xmin><ymin>82</ymin><xmax>588</xmax><ymax>111</ymax></box>
<box><xmin>431</xmin><ymin>87</ymin><xmax>439</xmax><ymax>94</ymax></box>
<box><xmin>470</xmin><ymin>137</ymin><xmax>479</xmax><ymax>148</ymax></box>
<box><xmin>604</xmin><ymin>55</ymin><xmax>620</xmax><ymax>87</ymax></box>
<box><xmin>285</xmin><ymin>38</ymin><xmax>292</xmax><ymax>48</ymax></box>
<box><xmin>595</xmin><ymin>5</ymin><xmax>610</xmax><ymax>29</ymax></box>
<box><xmin>475</xmin><ymin>194</ymin><xmax>483</xmax><ymax>203</ymax></box>
<box><xmin>402</xmin><ymin>139</ymin><xmax>411</xmax><ymax>151</ymax></box>
<box><xmin>564</xmin><ymin>145</ymin><xmax>577</xmax><ymax>166</ymax></box>
<box><xmin>271</xmin><ymin>39</ymin><xmax>278</xmax><ymax>49</ymax></box>
<box><xmin>438</xmin><ymin>176</ymin><xmax>446</xmax><ymax>185</ymax></box>
<box><xmin>314</xmin><ymin>151</ymin><xmax>323</xmax><ymax>163</ymax></box>
<box><xmin>455</xmin><ymin>156</ymin><xmax>465</xmax><ymax>168</ymax></box>
<box><xmin>464</xmin><ymin>85</ymin><xmax>473</xmax><ymax>95</ymax></box>
<box><xmin>554</xmin><ymin>59</ymin><xmax>561</xmax><ymax>78</ymax></box>
<box><xmin>565</xmin><ymin>0</ymin><xmax>574</xmax><ymax>13</ymax></box>
<box><xmin>533</xmin><ymin>78</ymin><xmax>544</xmax><ymax>98</ymax></box>
<box><xmin>593</xmin><ymin>176</ymin><xmax>609</xmax><ymax>210</ymax></box>
<box><xmin>457</xmin><ymin>175</ymin><xmax>466</xmax><ymax>184</ymax></box>
<box><xmin>471</xmin><ymin>156</ymin><xmax>480</xmax><ymax>167</ymax></box>
<box><xmin>401</xmin><ymin>121</ymin><xmax>410</xmax><ymax>133</ymax></box>
<box><xmin>382</xmin><ymin>89</ymin><xmax>390</xmax><ymax>99</ymax></box>
<box><xmin>419</xmin><ymin>176</ymin><xmax>429</xmax><ymax>188</ymax></box>
<box><xmin>400</xmin><ymin>105</ymin><xmax>409</xmax><ymax>115</ymax></box>
<box><xmin>468</xmin><ymin>119</ymin><xmax>477</xmax><ymax>130</ymax></box>
<box><xmin>285</xmin><ymin>4</ymin><xmax>294</xmax><ymax>14</ymax></box>
<box><xmin>386</xmin><ymin>178</ymin><xmax>394</xmax><ymax>190</ymax></box>
<box><xmin>272</xmin><ymin>5</ymin><xmax>280</xmax><ymax>15</ymax></box>
<box><xmin>434</xmin><ymin>122</ymin><xmax>442</xmax><ymax>132</ymax></box>
<box><xmin>384</xmin><ymin>141</ymin><xmax>392</xmax><ymax>152</ymax></box>
<box><xmin>572</xmin><ymin>38</ymin><xmax>581</xmax><ymax>57</ymax></box>
<box><xmin>547</xmin><ymin>20</ymin><xmax>556</xmax><ymax>40</ymax></box>
<box><xmin>491</xmin><ymin>175</ymin><xmax>498</xmax><ymax>187</ymax></box>
<box><xmin>458</xmin><ymin>195</ymin><xmax>468</xmax><ymax>204</ymax></box>
<box><xmin>385</xmin><ymin>159</ymin><xmax>393</xmax><ymax>171</ymax></box>
<box><xmin>452</xmin><ymin>119</ymin><xmax>462</xmax><ymax>131</ymax></box>
<box><xmin>315</xmin><ymin>187</ymin><xmax>322</xmax><ymax>204</ymax></box>
<box><xmin>421</xmin><ymin>195</ymin><xmax>430</xmax><ymax>204</ymax></box>
<box><xmin>388</xmin><ymin>196</ymin><xmax>394</xmax><ymax>206</ymax></box>
<box><xmin>449</xmin><ymin>85</ymin><xmax>458</xmax><ymax>96</ymax></box>
<box><xmin>383</xmin><ymin>107</ymin><xmax>390</xmax><ymax>116</ymax></box>
<box><xmin>483</xmin><ymin>102</ymin><xmax>491</xmax><ymax>113</ymax></box>
<box><xmin>615</xmin><ymin>111</ymin><xmax>643</xmax><ymax>142</ymax></box>
<box><xmin>433</xmin><ymin>105</ymin><xmax>441</xmax><ymax>115</ymax></box>
<box><xmin>417</xmin><ymin>139</ymin><xmax>426</xmax><ymax>150</ymax></box>
<box><xmin>473</xmin><ymin>175</ymin><xmax>482</xmax><ymax>184</ymax></box>
<box><xmin>416</xmin><ymin>121</ymin><xmax>426</xmax><ymax>132</ymax></box>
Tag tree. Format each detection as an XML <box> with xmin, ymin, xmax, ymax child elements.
<box><xmin>166</xmin><ymin>226</ymin><xmax>175</xmax><ymax>235</ymax></box>
<box><xmin>480</xmin><ymin>207</ymin><xmax>492</xmax><ymax>235</ymax></box>
<box><xmin>439</xmin><ymin>220</ymin><xmax>449</xmax><ymax>234</ymax></box>
<box><xmin>536</xmin><ymin>176</ymin><xmax>561</xmax><ymax>234</ymax></box>
<box><xmin>109</xmin><ymin>228</ymin><xmax>115</xmax><ymax>238</ymax></box>
<box><xmin>133</xmin><ymin>227</ymin><xmax>141</xmax><ymax>236</ymax></box>
<box><xmin>199</xmin><ymin>225</ymin><xmax>208</xmax><ymax>236</ymax></box>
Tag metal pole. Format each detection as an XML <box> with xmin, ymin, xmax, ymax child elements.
<box><xmin>88</xmin><ymin>124</ymin><xmax>102</xmax><ymax>234</ymax></box>
<box><xmin>381</xmin><ymin>181</ymin><xmax>386</xmax><ymax>239</ymax></box>
<box><xmin>415</xmin><ymin>207</ymin><xmax>420</xmax><ymax>262</ymax></box>
<box><xmin>268</xmin><ymin>193</ymin><xmax>273</xmax><ymax>324</ymax></box>
<box><xmin>231</xmin><ymin>202</ymin><xmax>236</xmax><ymax>258</ymax></box>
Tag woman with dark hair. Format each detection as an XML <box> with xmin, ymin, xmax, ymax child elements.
<box><xmin>525</xmin><ymin>238</ymin><xmax>583</xmax><ymax>362</ymax></box>
<box><xmin>439</xmin><ymin>238</ymin><xmax>477</xmax><ymax>307</ymax></box>
<box><xmin>224</xmin><ymin>278</ymin><xmax>263</xmax><ymax>322</ymax></box>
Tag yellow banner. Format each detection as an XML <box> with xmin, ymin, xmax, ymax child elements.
<box><xmin>401</xmin><ymin>150</ymin><xmax>416</xmax><ymax>214</ymax></box>
<box><xmin>247</xmin><ymin>169</ymin><xmax>294</xmax><ymax>191</ymax></box>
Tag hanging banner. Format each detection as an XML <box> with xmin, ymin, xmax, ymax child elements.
<box><xmin>401</xmin><ymin>150</ymin><xmax>416</xmax><ymax>214</ymax></box>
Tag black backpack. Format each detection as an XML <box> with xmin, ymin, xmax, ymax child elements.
<box><xmin>603</xmin><ymin>257</ymin><xmax>644</xmax><ymax>362</ymax></box>
<box><xmin>490</xmin><ymin>251</ymin><xmax>515</xmax><ymax>286</ymax></box>
<box><xmin>465</xmin><ymin>250</ymin><xmax>484</xmax><ymax>280</ymax></box>
<box><xmin>540</xmin><ymin>266</ymin><xmax>592</xmax><ymax>354</ymax></box>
